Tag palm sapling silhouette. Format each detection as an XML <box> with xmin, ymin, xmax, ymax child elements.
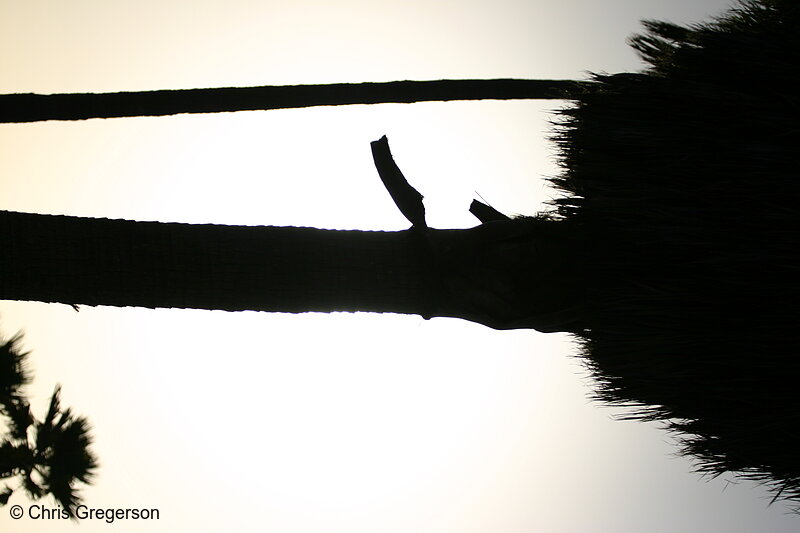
<box><xmin>0</xmin><ymin>332</ymin><xmax>97</xmax><ymax>516</ymax></box>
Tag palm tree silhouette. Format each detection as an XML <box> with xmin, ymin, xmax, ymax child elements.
<box><xmin>0</xmin><ymin>79</ymin><xmax>594</xmax><ymax>123</ymax></box>
<box><xmin>546</xmin><ymin>0</ymin><xmax>800</xmax><ymax>504</ymax></box>
<box><xmin>0</xmin><ymin>137</ymin><xmax>586</xmax><ymax>333</ymax></box>
<box><xmin>0</xmin><ymin>334</ymin><xmax>98</xmax><ymax>516</ymax></box>
<box><xmin>0</xmin><ymin>0</ymin><xmax>797</xmax><ymax>509</ymax></box>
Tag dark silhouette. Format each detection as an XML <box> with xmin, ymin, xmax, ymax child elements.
<box><xmin>0</xmin><ymin>332</ymin><xmax>97</xmax><ymax>516</ymax></box>
<box><xmin>548</xmin><ymin>0</ymin><xmax>800</xmax><ymax>505</ymax></box>
<box><xmin>0</xmin><ymin>79</ymin><xmax>594</xmax><ymax>123</ymax></box>
<box><xmin>0</xmin><ymin>187</ymin><xmax>582</xmax><ymax>333</ymax></box>
<box><xmin>468</xmin><ymin>199</ymin><xmax>511</xmax><ymax>224</ymax></box>
<box><xmin>0</xmin><ymin>0</ymin><xmax>797</xmax><ymax>510</ymax></box>
<box><xmin>371</xmin><ymin>136</ymin><xmax>428</xmax><ymax>229</ymax></box>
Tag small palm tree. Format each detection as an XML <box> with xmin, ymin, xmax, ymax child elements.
<box><xmin>0</xmin><ymin>333</ymin><xmax>97</xmax><ymax>516</ymax></box>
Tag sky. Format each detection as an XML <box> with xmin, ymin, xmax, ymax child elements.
<box><xmin>1</xmin><ymin>1</ymin><xmax>798</xmax><ymax>532</ymax></box>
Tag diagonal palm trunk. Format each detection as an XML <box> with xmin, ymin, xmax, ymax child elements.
<box><xmin>0</xmin><ymin>210</ymin><xmax>431</xmax><ymax>315</ymax></box>
<box><xmin>0</xmin><ymin>79</ymin><xmax>596</xmax><ymax>123</ymax></box>
<box><xmin>0</xmin><ymin>210</ymin><xmax>584</xmax><ymax>333</ymax></box>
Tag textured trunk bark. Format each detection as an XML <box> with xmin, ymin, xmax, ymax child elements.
<box><xmin>0</xmin><ymin>210</ymin><xmax>434</xmax><ymax>316</ymax></box>
<box><xmin>0</xmin><ymin>79</ymin><xmax>595</xmax><ymax>123</ymax></box>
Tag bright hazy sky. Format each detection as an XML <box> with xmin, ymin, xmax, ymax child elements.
<box><xmin>1</xmin><ymin>1</ymin><xmax>797</xmax><ymax>532</ymax></box>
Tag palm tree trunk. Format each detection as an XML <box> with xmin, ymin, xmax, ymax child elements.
<box><xmin>0</xmin><ymin>210</ymin><xmax>435</xmax><ymax>315</ymax></box>
<box><xmin>0</xmin><ymin>210</ymin><xmax>585</xmax><ymax>331</ymax></box>
<box><xmin>0</xmin><ymin>79</ymin><xmax>595</xmax><ymax>123</ymax></box>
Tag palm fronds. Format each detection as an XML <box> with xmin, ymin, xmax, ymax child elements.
<box><xmin>0</xmin><ymin>331</ymin><xmax>97</xmax><ymax>516</ymax></box>
<box><xmin>547</xmin><ymin>0</ymin><xmax>800</xmax><ymax>506</ymax></box>
<box><xmin>0</xmin><ymin>333</ymin><xmax>34</xmax><ymax>443</ymax></box>
<box><xmin>33</xmin><ymin>386</ymin><xmax>98</xmax><ymax>514</ymax></box>
<box><xmin>0</xmin><ymin>332</ymin><xmax>31</xmax><ymax>403</ymax></box>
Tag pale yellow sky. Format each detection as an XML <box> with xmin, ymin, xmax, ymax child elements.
<box><xmin>1</xmin><ymin>1</ymin><xmax>797</xmax><ymax>532</ymax></box>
